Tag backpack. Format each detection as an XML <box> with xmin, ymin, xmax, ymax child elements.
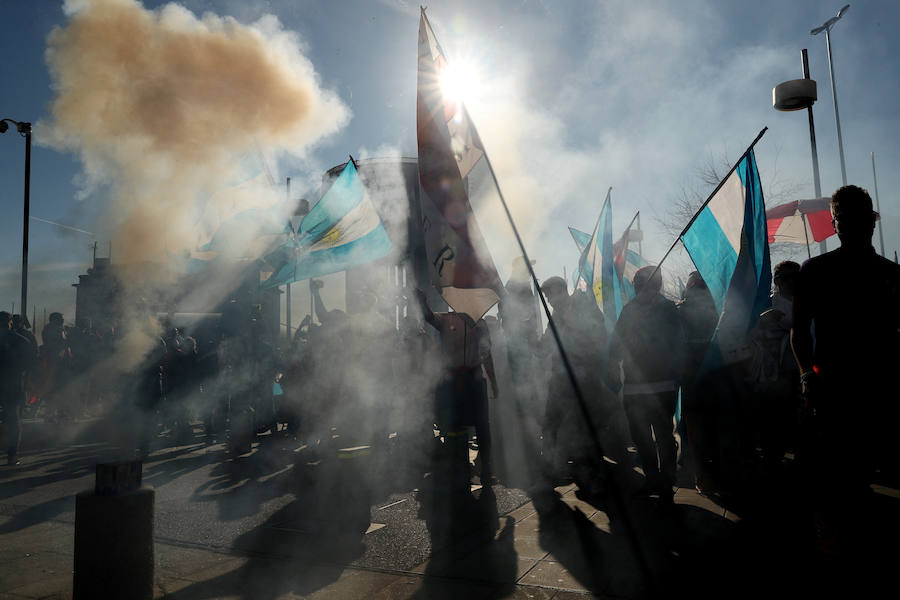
<box><xmin>747</xmin><ymin>308</ymin><xmax>792</xmax><ymax>388</ymax></box>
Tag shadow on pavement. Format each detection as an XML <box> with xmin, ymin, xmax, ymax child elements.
<box><xmin>413</xmin><ymin>485</ymin><xmax>518</xmax><ymax>599</ymax></box>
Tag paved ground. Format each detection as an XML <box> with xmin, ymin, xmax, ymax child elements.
<box><xmin>2</xmin><ymin>417</ymin><xmax>899</xmax><ymax>599</ymax></box>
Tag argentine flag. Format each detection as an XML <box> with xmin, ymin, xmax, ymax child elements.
<box><xmin>569</xmin><ymin>226</ymin><xmax>647</xmax><ymax>302</ymax></box>
<box><xmin>574</xmin><ymin>191</ymin><xmax>623</xmax><ymax>326</ymax></box>
<box><xmin>681</xmin><ymin>148</ymin><xmax>771</xmax><ymax>361</ymax></box>
<box><xmin>261</xmin><ymin>160</ymin><xmax>392</xmax><ymax>289</ymax></box>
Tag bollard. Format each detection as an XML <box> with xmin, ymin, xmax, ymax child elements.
<box><xmin>73</xmin><ymin>461</ymin><xmax>154</xmax><ymax>600</ymax></box>
<box><xmin>332</xmin><ymin>445</ymin><xmax>372</xmax><ymax>533</ymax></box>
<box><xmin>433</xmin><ymin>430</ymin><xmax>470</xmax><ymax>496</ymax></box>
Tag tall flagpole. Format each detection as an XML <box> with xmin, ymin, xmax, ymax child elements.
<box><xmin>636</xmin><ymin>212</ymin><xmax>643</xmax><ymax>257</ymax></box>
<box><xmin>576</xmin><ymin>188</ymin><xmax>612</xmax><ymax>285</ymax></box>
<box><xmin>423</xmin><ymin>14</ymin><xmax>651</xmax><ymax>584</ymax></box>
<box><xmin>473</xmin><ymin>118</ymin><xmax>654</xmax><ymax>591</ymax></box>
<box><xmin>871</xmin><ymin>152</ymin><xmax>885</xmax><ymax>257</ymax></box>
<box><xmin>285</xmin><ymin>177</ymin><xmax>292</xmax><ymax>343</ymax></box>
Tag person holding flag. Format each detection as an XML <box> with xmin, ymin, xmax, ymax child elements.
<box><xmin>416</xmin><ymin>288</ymin><xmax>499</xmax><ymax>489</ymax></box>
<box><xmin>609</xmin><ymin>267</ymin><xmax>686</xmax><ymax>504</ymax></box>
<box><xmin>656</xmin><ymin>130</ymin><xmax>772</xmax><ymax>494</ymax></box>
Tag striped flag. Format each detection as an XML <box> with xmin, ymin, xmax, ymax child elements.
<box><xmin>574</xmin><ymin>190</ymin><xmax>623</xmax><ymax>325</ymax></box>
<box><xmin>680</xmin><ymin>146</ymin><xmax>771</xmax><ymax>362</ymax></box>
<box><xmin>569</xmin><ymin>211</ymin><xmax>647</xmax><ymax>303</ymax></box>
<box><xmin>260</xmin><ymin>160</ymin><xmax>392</xmax><ymax>289</ymax></box>
<box><xmin>416</xmin><ymin>8</ymin><xmax>502</xmax><ymax>321</ymax></box>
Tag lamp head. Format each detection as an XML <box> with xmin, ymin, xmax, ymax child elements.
<box><xmin>0</xmin><ymin>121</ymin><xmax>7</xmax><ymax>134</ymax></box>
<box><xmin>812</xmin><ymin>4</ymin><xmax>849</xmax><ymax>35</ymax></box>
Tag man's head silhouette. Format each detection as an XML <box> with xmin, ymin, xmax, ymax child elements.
<box><xmin>830</xmin><ymin>185</ymin><xmax>876</xmax><ymax>249</ymax></box>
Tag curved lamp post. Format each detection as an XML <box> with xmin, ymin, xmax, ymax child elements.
<box><xmin>812</xmin><ymin>4</ymin><xmax>850</xmax><ymax>186</ymax></box>
<box><xmin>1</xmin><ymin>118</ymin><xmax>32</xmax><ymax>317</ymax></box>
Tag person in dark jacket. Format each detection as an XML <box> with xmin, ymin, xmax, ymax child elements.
<box><xmin>1</xmin><ymin>312</ymin><xmax>35</xmax><ymax>465</ymax></box>
<box><xmin>610</xmin><ymin>266</ymin><xmax>685</xmax><ymax>503</ymax></box>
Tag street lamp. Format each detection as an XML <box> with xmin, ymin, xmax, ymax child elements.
<box><xmin>773</xmin><ymin>50</ymin><xmax>827</xmax><ymax>255</ymax></box>
<box><xmin>811</xmin><ymin>4</ymin><xmax>850</xmax><ymax>186</ymax></box>
<box><xmin>1</xmin><ymin>118</ymin><xmax>32</xmax><ymax>317</ymax></box>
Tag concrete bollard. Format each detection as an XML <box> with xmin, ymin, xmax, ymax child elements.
<box><xmin>433</xmin><ymin>430</ymin><xmax>470</xmax><ymax>496</ymax></box>
<box><xmin>73</xmin><ymin>461</ymin><xmax>154</xmax><ymax>600</ymax></box>
<box><xmin>322</xmin><ymin>445</ymin><xmax>372</xmax><ymax>533</ymax></box>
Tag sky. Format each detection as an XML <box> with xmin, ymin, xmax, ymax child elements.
<box><xmin>1</xmin><ymin>0</ymin><xmax>898</xmax><ymax>325</ymax></box>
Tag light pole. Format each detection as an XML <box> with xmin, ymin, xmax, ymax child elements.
<box><xmin>812</xmin><ymin>4</ymin><xmax>850</xmax><ymax>186</ymax></box>
<box><xmin>1</xmin><ymin>118</ymin><xmax>32</xmax><ymax>317</ymax></box>
<box><xmin>773</xmin><ymin>50</ymin><xmax>827</xmax><ymax>255</ymax></box>
<box><xmin>871</xmin><ymin>152</ymin><xmax>885</xmax><ymax>256</ymax></box>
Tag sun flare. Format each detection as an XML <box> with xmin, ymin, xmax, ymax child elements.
<box><xmin>439</xmin><ymin>61</ymin><xmax>481</xmax><ymax>105</ymax></box>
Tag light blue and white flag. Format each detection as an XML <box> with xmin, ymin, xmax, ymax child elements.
<box><xmin>680</xmin><ymin>147</ymin><xmax>772</xmax><ymax>362</ymax></box>
<box><xmin>261</xmin><ymin>160</ymin><xmax>392</xmax><ymax>289</ymax></box>
<box><xmin>569</xmin><ymin>223</ymin><xmax>647</xmax><ymax>301</ymax></box>
<box><xmin>574</xmin><ymin>190</ymin><xmax>623</xmax><ymax>326</ymax></box>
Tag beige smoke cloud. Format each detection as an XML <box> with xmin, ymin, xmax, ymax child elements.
<box><xmin>37</xmin><ymin>0</ymin><xmax>350</xmax><ymax>370</ymax></box>
<box><xmin>41</xmin><ymin>0</ymin><xmax>350</xmax><ymax>264</ymax></box>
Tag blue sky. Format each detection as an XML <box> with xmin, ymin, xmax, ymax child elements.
<box><xmin>1</xmin><ymin>0</ymin><xmax>898</xmax><ymax>322</ymax></box>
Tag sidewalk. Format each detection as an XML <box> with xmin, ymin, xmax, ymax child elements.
<box><xmin>3</xmin><ymin>421</ymin><xmax>899</xmax><ymax>599</ymax></box>
<box><xmin>0</xmin><ymin>455</ymin><xmax>732</xmax><ymax>600</ymax></box>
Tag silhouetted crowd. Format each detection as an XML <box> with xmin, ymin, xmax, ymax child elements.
<box><xmin>1</xmin><ymin>185</ymin><xmax>897</xmax><ymax>562</ymax></box>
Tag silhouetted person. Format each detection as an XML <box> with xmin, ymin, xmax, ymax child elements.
<box><xmin>499</xmin><ymin>257</ymin><xmax>541</xmax><ymax>431</ymax></box>
<box><xmin>416</xmin><ymin>289</ymin><xmax>499</xmax><ymax>487</ymax></box>
<box><xmin>610</xmin><ymin>266</ymin><xmax>685</xmax><ymax>504</ymax></box>
<box><xmin>40</xmin><ymin>312</ymin><xmax>70</xmax><ymax>421</ymax></box>
<box><xmin>12</xmin><ymin>315</ymin><xmax>39</xmax><ymax>412</ymax></box>
<box><xmin>747</xmin><ymin>260</ymin><xmax>800</xmax><ymax>474</ymax></box>
<box><xmin>538</xmin><ymin>277</ymin><xmax>617</xmax><ymax>498</ymax></box>
<box><xmin>676</xmin><ymin>271</ymin><xmax>718</xmax><ymax>492</ymax></box>
<box><xmin>1</xmin><ymin>311</ymin><xmax>35</xmax><ymax>465</ymax></box>
<box><xmin>791</xmin><ymin>184</ymin><xmax>900</xmax><ymax>556</ymax></box>
<box><xmin>12</xmin><ymin>315</ymin><xmax>37</xmax><ymax>355</ymax></box>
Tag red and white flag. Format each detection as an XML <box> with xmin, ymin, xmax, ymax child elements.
<box><xmin>416</xmin><ymin>8</ymin><xmax>502</xmax><ymax>321</ymax></box>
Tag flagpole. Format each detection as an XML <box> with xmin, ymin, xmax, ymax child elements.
<box><xmin>655</xmin><ymin>127</ymin><xmax>768</xmax><ymax>271</ymax></box>
<box><xmin>473</xmin><ymin>118</ymin><xmax>653</xmax><ymax>588</ymax></box>
<box><xmin>636</xmin><ymin>212</ymin><xmax>643</xmax><ymax>257</ymax></box>
<box><xmin>621</xmin><ymin>210</ymin><xmax>640</xmax><ymax>251</ymax></box>
<box><xmin>285</xmin><ymin>177</ymin><xmax>292</xmax><ymax>343</ymax></box>
<box><xmin>800</xmin><ymin>212</ymin><xmax>812</xmax><ymax>259</ymax></box>
<box><xmin>871</xmin><ymin>152</ymin><xmax>885</xmax><ymax>257</ymax></box>
<box><xmin>576</xmin><ymin>188</ymin><xmax>611</xmax><ymax>285</ymax></box>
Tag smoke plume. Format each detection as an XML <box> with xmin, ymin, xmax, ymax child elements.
<box><xmin>41</xmin><ymin>0</ymin><xmax>350</xmax><ymax>264</ymax></box>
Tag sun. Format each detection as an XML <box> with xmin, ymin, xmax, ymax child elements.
<box><xmin>439</xmin><ymin>61</ymin><xmax>481</xmax><ymax>106</ymax></box>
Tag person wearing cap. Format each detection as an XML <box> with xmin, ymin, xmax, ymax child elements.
<box><xmin>609</xmin><ymin>265</ymin><xmax>685</xmax><ymax>504</ymax></box>
<box><xmin>791</xmin><ymin>184</ymin><xmax>900</xmax><ymax>556</ymax></box>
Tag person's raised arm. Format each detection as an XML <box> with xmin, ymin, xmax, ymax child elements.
<box><xmin>414</xmin><ymin>288</ymin><xmax>441</xmax><ymax>331</ymax></box>
<box><xmin>310</xmin><ymin>279</ymin><xmax>334</xmax><ymax>326</ymax></box>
